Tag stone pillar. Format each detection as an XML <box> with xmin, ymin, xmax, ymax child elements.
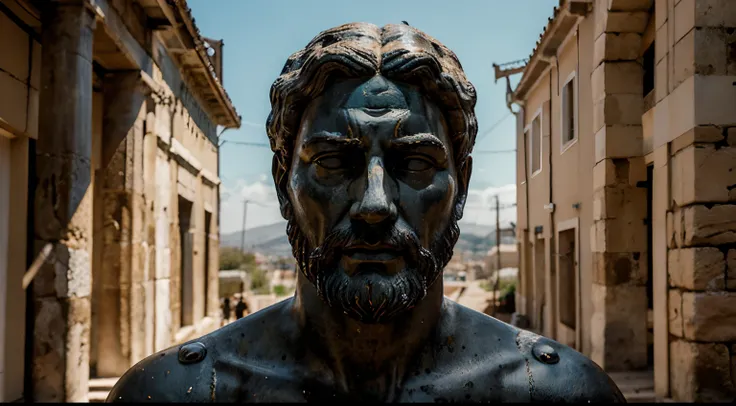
<box><xmin>31</xmin><ymin>1</ymin><xmax>95</xmax><ymax>401</ymax></box>
<box><xmin>95</xmin><ymin>71</ymin><xmax>148</xmax><ymax>377</ymax></box>
<box><xmin>588</xmin><ymin>0</ymin><xmax>650</xmax><ymax>372</ymax></box>
<box><xmin>662</xmin><ymin>0</ymin><xmax>736</xmax><ymax>401</ymax></box>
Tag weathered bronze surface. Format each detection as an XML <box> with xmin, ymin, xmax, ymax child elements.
<box><xmin>108</xmin><ymin>22</ymin><xmax>625</xmax><ymax>403</ymax></box>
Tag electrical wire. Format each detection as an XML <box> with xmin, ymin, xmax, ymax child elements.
<box><xmin>475</xmin><ymin>113</ymin><xmax>513</xmax><ymax>144</ymax></box>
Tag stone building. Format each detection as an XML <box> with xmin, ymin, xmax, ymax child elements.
<box><xmin>0</xmin><ymin>0</ymin><xmax>240</xmax><ymax>402</ymax></box>
<box><xmin>501</xmin><ymin>0</ymin><xmax>736</xmax><ymax>401</ymax></box>
<box><xmin>484</xmin><ymin>244</ymin><xmax>519</xmax><ymax>274</ymax></box>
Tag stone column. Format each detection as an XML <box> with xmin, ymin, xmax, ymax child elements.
<box><xmin>589</xmin><ymin>0</ymin><xmax>650</xmax><ymax>372</ymax></box>
<box><xmin>31</xmin><ymin>0</ymin><xmax>96</xmax><ymax>402</ymax></box>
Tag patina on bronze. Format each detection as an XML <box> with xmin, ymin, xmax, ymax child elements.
<box><xmin>107</xmin><ymin>23</ymin><xmax>625</xmax><ymax>403</ymax></box>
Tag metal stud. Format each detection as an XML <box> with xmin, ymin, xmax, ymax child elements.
<box><xmin>532</xmin><ymin>343</ymin><xmax>560</xmax><ymax>365</ymax></box>
<box><xmin>178</xmin><ymin>342</ymin><xmax>207</xmax><ymax>364</ymax></box>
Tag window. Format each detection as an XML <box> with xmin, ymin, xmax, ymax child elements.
<box><xmin>179</xmin><ymin>196</ymin><xmax>194</xmax><ymax>327</ymax></box>
<box><xmin>561</xmin><ymin>76</ymin><xmax>576</xmax><ymax>145</ymax></box>
<box><xmin>530</xmin><ymin>114</ymin><xmax>542</xmax><ymax>175</ymax></box>
<box><xmin>204</xmin><ymin>211</ymin><xmax>212</xmax><ymax>318</ymax></box>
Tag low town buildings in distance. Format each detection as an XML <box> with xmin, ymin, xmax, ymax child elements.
<box><xmin>499</xmin><ymin>0</ymin><xmax>736</xmax><ymax>402</ymax></box>
<box><xmin>0</xmin><ymin>0</ymin><xmax>241</xmax><ymax>402</ymax></box>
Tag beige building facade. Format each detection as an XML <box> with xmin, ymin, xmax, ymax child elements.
<box><xmin>506</xmin><ymin>0</ymin><xmax>736</xmax><ymax>401</ymax></box>
<box><xmin>0</xmin><ymin>0</ymin><xmax>239</xmax><ymax>402</ymax></box>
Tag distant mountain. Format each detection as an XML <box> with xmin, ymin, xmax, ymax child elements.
<box><xmin>220</xmin><ymin>221</ymin><xmax>509</xmax><ymax>257</ymax></box>
<box><xmin>220</xmin><ymin>221</ymin><xmax>291</xmax><ymax>255</ymax></box>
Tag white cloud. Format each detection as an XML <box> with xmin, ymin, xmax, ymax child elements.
<box><xmin>220</xmin><ymin>180</ymin><xmax>283</xmax><ymax>233</ymax></box>
<box><xmin>242</xmin><ymin>120</ymin><xmax>265</xmax><ymax>129</ymax></box>
<box><xmin>219</xmin><ymin>180</ymin><xmax>517</xmax><ymax>234</ymax></box>
<box><xmin>460</xmin><ymin>183</ymin><xmax>517</xmax><ymax>228</ymax></box>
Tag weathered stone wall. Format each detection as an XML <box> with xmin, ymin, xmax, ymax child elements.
<box><xmin>654</xmin><ymin>0</ymin><xmax>736</xmax><ymax>401</ymax></box>
<box><xmin>589</xmin><ymin>0</ymin><xmax>650</xmax><ymax>372</ymax></box>
<box><xmin>90</xmin><ymin>56</ymin><xmax>222</xmax><ymax>377</ymax></box>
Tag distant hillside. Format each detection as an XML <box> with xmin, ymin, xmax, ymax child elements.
<box><xmin>220</xmin><ymin>221</ymin><xmax>512</xmax><ymax>257</ymax></box>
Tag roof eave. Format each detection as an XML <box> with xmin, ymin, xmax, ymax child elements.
<box><xmin>511</xmin><ymin>0</ymin><xmax>592</xmax><ymax>104</ymax></box>
<box><xmin>157</xmin><ymin>0</ymin><xmax>241</xmax><ymax>129</ymax></box>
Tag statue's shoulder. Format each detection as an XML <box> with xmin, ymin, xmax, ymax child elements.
<box><xmin>105</xmin><ymin>336</ymin><xmax>217</xmax><ymax>403</ymax></box>
<box><xmin>444</xmin><ymin>302</ymin><xmax>625</xmax><ymax>403</ymax></box>
<box><xmin>502</xmin><ymin>326</ymin><xmax>625</xmax><ymax>403</ymax></box>
<box><xmin>107</xmin><ymin>299</ymin><xmax>297</xmax><ymax>403</ymax></box>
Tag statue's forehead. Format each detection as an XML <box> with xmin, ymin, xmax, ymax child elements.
<box><xmin>303</xmin><ymin>76</ymin><xmax>445</xmax><ymax>136</ymax></box>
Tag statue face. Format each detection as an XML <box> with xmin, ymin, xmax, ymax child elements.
<box><xmin>285</xmin><ymin>75</ymin><xmax>465</xmax><ymax>323</ymax></box>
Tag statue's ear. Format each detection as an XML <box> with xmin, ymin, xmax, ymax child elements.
<box><xmin>272</xmin><ymin>155</ymin><xmax>292</xmax><ymax>220</ymax></box>
<box><xmin>454</xmin><ymin>156</ymin><xmax>473</xmax><ymax>219</ymax></box>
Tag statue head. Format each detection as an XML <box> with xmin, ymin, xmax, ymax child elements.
<box><xmin>267</xmin><ymin>22</ymin><xmax>477</xmax><ymax>324</ymax></box>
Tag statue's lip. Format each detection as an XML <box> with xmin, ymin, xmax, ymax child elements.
<box><xmin>343</xmin><ymin>243</ymin><xmax>401</xmax><ymax>252</ymax></box>
<box><xmin>342</xmin><ymin>243</ymin><xmax>403</xmax><ymax>263</ymax></box>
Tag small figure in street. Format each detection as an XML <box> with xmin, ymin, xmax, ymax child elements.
<box><xmin>235</xmin><ymin>296</ymin><xmax>249</xmax><ymax>320</ymax></box>
<box><xmin>221</xmin><ymin>297</ymin><xmax>231</xmax><ymax>326</ymax></box>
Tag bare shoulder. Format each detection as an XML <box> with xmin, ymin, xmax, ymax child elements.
<box><xmin>440</xmin><ymin>301</ymin><xmax>626</xmax><ymax>403</ymax></box>
<box><xmin>107</xmin><ymin>298</ymin><xmax>297</xmax><ymax>403</ymax></box>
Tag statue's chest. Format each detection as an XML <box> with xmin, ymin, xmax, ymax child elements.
<box><xmin>209</xmin><ymin>355</ymin><xmax>532</xmax><ymax>403</ymax></box>
<box><xmin>211</xmin><ymin>370</ymin><xmax>531</xmax><ymax>403</ymax></box>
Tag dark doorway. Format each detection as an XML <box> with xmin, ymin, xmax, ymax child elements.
<box><xmin>179</xmin><ymin>196</ymin><xmax>194</xmax><ymax>327</ymax></box>
<box><xmin>204</xmin><ymin>211</ymin><xmax>212</xmax><ymax>318</ymax></box>
<box><xmin>645</xmin><ymin>164</ymin><xmax>654</xmax><ymax>366</ymax></box>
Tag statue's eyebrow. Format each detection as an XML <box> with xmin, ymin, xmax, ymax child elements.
<box><xmin>390</xmin><ymin>133</ymin><xmax>447</xmax><ymax>152</ymax></box>
<box><xmin>301</xmin><ymin>131</ymin><xmax>363</xmax><ymax>150</ymax></box>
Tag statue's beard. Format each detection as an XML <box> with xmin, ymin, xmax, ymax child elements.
<box><xmin>285</xmin><ymin>209</ymin><xmax>461</xmax><ymax>324</ymax></box>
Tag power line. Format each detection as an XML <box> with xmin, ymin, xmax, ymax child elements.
<box><xmin>222</xmin><ymin>140</ymin><xmax>271</xmax><ymax>148</ymax></box>
<box><xmin>475</xmin><ymin>113</ymin><xmax>513</xmax><ymax>144</ymax></box>
<box><xmin>473</xmin><ymin>149</ymin><xmax>516</xmax><ymax>154</ymax></box>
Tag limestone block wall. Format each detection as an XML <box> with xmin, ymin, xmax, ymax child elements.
<box><xmin>155</xmin><ymin>66</ymin><xmax>221</xmax><ymax>346</ymax></box>
<box><xmin>652</xmin><ymin>0</ymin><xmax>736</xmax><ymax>401</ymax></box>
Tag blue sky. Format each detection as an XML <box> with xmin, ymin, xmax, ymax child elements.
<box><xmin>188</xmin><ymin>0</ymin><xmax>558</xmax><ymax>233</ymax></box>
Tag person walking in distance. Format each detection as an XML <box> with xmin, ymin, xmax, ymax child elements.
<box><xmin>221</xmin><ymin>297</ymin><xmax>231</xmax><ymax>326</ymax></box>
<box><xmin>235</xmin><ymin>296</ymin><xmax>249</xmax><ymax>320</ymax></box>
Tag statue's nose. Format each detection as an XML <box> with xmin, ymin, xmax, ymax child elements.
<box><xmin>350</xmin><ymin>157</ymin><xmax>397</xmax><ymax>225</ymax></box>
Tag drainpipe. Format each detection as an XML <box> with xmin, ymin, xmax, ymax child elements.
<box><xmin>547</xmin><ymin>61</ymin><xmax>556</xmax><ymax>337</ymax></box>
<box><xmin>520</xmin><ymin>105</ymin><xmax>530</xmax><ymax>317</ymax></box>
<box><xmin>575</xmin><ymin>24</ymin><xmax>583</xmax><ymax>351</ymax></box>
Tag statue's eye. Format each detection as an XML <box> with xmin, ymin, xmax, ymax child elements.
<box><xmin>401</xmin><ymin>156</ymin><xmax>434</xmax><ymax>172</ymax></box>
<box><xmin>315</xmin><ymin>155</ymin><xmax>345</xmax><ymax>170</ymax></box>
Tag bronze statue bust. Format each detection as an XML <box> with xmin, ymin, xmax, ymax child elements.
<box><xmin>107</xmin><ymin>23</ymin><xmax>625</xmax><ymax>403</ymax></box>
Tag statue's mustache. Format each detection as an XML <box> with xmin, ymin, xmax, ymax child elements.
<box><xmin>309</xmin><ymin>226</ymin><xmax>424</xmax><ymax>268</ymax></box>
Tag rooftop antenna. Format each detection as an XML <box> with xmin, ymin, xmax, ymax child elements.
<box><xmin>492</xmin><ymin>58</ymin><xmax>528</xmax><ymax>112</ymax></box>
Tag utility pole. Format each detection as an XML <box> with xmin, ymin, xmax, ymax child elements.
<box><xmin>492</xmin><ymin>195</ymin><xmax>501</xmax><ymax>316</ymax></box>
<box><xmin>240</xmin><ymin>200</ymin><xmax>249</xmax><ymax>252</ymax></box>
